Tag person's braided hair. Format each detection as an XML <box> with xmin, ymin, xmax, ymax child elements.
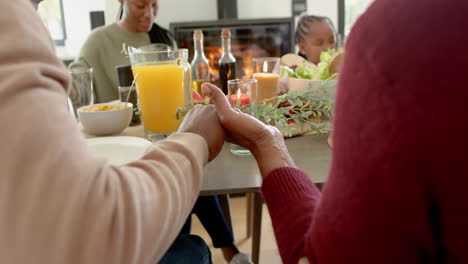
<box><xmin>295</xmin><ymin>12</ymin><xmax>337</xmax><ymax>45</ymax></box>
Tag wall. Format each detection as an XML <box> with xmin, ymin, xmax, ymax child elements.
<box><xmin>155</xmin><ymin>0</ymin><xmax>218</xmax><ymax>29</ymax></box>
<box><xmin>308</xmin><ymin>0</ymin><xmax>338</xmax><ymax>28</ymax></box>
<box><xmin>237</xmin><ymin>0</ymin><xmax>337</xmax><ymax>27</ymax></box>
<box><xmin>237</xmin><ymin>0</ymin><xmax>291</xmax><ymax>19</ymax></box>
<box><xmin>105</xmin><ymin>0</ymin><xmax>218</xmax><ymax>30</ymax></box>
<box><xmin>57</xmin><ymin>0</ymin><xmax>105</xmax><ymax>58</ymax></box>
<box><xmin>105</xmin><ymin>0</ymin><xmax>120</xmax><ymax>26</ymax></box>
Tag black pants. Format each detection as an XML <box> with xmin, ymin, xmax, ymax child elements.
<box><xmin>159</xmin><ymin>234</ymin><xmax>212</xmax><ymax>264</ymax></box>
<box><xmin>181</xmin><ymin>196</ymin><xmax>234</xmax><ymax>248</ymax></box>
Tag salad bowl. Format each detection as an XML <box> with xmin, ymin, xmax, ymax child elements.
<box><xmin>287</xmin><ymin>78</ymin><xmax>337</xmax><ymax>99</ymax></box>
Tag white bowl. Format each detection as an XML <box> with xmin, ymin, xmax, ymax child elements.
<box><xmin>78</xmin><ymin>102</ymin><xmax>133</xmax><ymax>136</ymax></box>
<box><xmin>287</xmin><ymin>78</ymin><xmax>338</xmax><ymax>100</ymax></box>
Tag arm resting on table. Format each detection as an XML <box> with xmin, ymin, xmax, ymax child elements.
<box><xmin>0</xmin><ymin>1</ymin><xmax>208</xmax><ymax>263</ymax></box>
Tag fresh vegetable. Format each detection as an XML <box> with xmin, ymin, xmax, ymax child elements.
<box><xmin>281</xmin><ymin>66</ymin><xmax>296</xmax><ymax>78</ymax></box>
<box><xmin>192</xmin><ymin>89</ymin><xmax>210</xmax><ymax>105</ymax></box>
<box><xmin>313</xmin><ymin>49</ymin><xmax>339</xmax><ymax>80</ymax></box>
<box><xmin>281</xmin><ymin>49</ymin><xmax>343</xmax><ymax>81</ymax></box>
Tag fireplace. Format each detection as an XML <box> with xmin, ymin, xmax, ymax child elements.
<box><xmin>170</xmin><ymin>18</ymin><xmax>294</xmax><ymax>80</ymax></box>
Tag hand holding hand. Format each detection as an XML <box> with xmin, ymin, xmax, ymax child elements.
<box><xmin>177</xmin><ymin>104</ymin><xmax>225</xmax><ymax>162</ymax></box>
<box><xmin>202</xmin><ymin>83</ymin><xmax>296</xmax><ymax>177</ymax></box>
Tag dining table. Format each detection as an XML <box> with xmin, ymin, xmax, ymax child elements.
<box><xmin>82</xmin><ymin>124</ymin><xmax>332</xmax><ymax>264</ymax></box>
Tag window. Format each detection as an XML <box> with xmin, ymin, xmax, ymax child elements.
<box><xmin>338</xmin><ymin>0</ymin><xmax>374</xmax><ymax>38</ymax></box>
<box><xmin>345</xmin><ymin>0</ymin><xmax>374</xmax><ymax>35</ymax></box>
<box><xmin>37</xmin><ymin>0</ymin><xmax>67</xmax><ymax>45</ymax></box>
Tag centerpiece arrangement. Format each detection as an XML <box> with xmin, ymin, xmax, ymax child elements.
<box><xmin>192</xmin><ymin>49</ymin><xmax>344</xmax><ymax>138</ymax></box>
<box><xmin>256</xmin><ymin>49</ymin><xmax>344</xmax><ymax>137</ymax></box>
<box><xmin>252</xmin><ymin>81</ymin><xmax>334</xmax><ymax>137</ymax></box>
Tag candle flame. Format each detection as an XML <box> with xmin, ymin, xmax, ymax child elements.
<box><xmin>263</xmin><ymin>61</ymin><xmax>268</xmax><ymax>72</ymax></box>
<box><xmin>237</xmin><ymin>89</ymin><xmax>241</xmax><ymax>99</ymax></box>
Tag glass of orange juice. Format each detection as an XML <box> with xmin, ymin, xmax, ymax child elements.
<box><xmin>129</xmin><ymin>46</ymin><xmax>193</xmax><ymax>141</ymax></box>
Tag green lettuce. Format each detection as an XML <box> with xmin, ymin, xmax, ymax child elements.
<box><xmin>281</xmin><ymin>49</ymin><xmax>342</xmax><ymax>81</ymax></box>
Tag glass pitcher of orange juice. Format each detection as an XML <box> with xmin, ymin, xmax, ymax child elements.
<box><xmin>129</xmin><ymin>46</ymin><xmax>192</xmax><ymax>141</ymax></box>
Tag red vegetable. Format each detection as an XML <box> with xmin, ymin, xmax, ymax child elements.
<box><xmin>192</xmin><ymin>89</ymin><xmax>204</xmax><ymax>102</ymax></box>
<box><xmin>193</xmin><ymin>89</ymin><xmax>210</xmax><ymax>104</ymax></box>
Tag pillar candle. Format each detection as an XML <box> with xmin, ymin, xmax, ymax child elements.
<box><xmin>253</xmin><ymin>72</ymin><xmax>279</xmax><ymax>102</ymax></box>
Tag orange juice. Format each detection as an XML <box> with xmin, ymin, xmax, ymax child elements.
<box><xmin>132</xmin><ymin>64</ymin><xmax>185</xmax><ymax>134</ymax></box>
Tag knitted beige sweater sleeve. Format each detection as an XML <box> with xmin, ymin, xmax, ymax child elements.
<box><xmin>0</xmin><ymin>1</ymin><xmax>208</xmax><ymax>263</ymax></box>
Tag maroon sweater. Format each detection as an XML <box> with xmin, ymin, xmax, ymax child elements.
<box><xmin>261</xmin><ymin>0</ymin><xmax>468</xmax><ymax>263</ymax></box>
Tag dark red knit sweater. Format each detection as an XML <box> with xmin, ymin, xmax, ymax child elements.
<box><xmin>261</xmin><ymin>0</ymin><xmax>468</xmax><ymax>263</ymax></box>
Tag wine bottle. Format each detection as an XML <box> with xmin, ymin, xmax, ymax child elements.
<box><xmin>218</xmin><ymin>28</ymin><xmax>236</xmax><ymax>95</ymax></box>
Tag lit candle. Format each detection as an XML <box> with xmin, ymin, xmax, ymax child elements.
<box><xmin>230</xmin><ymin>89</ymin><xmax>251</xmax><ymax>107</ymax></box>
<box><xmin>251</xmin><ymin>59</ymin><xmax>280</xmax><ymax>102</ymax></box>
<box><xmin>253</xmin><ymin>72</ymin><xmax>279</xmax><ymax>102</ymax></box>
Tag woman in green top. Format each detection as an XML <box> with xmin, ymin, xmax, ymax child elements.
<box><xmin>71</xmin><ymin>1</ymin><xmax>251</xmax><ymax>263</ymax></box>
<box><xmin>69</xmin><ymin>0</ymin><xmax>176</xmax><ymax>103</ymax></box>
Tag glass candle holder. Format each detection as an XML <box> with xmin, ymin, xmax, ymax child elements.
<box><xmin>227</xmin><ymin>79</ymin><xmax>258</xmax><ymax>156</ymax></box>
<box><xmin>252</xmin><ymin>57</ymin><xmax>280</xmax><ymax>103</ymax></box>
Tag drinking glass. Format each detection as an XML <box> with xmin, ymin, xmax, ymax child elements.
<box><xmin>69</xmin><ymin>68</ymin><xmax>94</xmax><ymax>117</ymax></box>
<box><xmin>227</xmin><ymin>79</ymin><xmax>258</xmax><ymax>156</ymax></box>
<box><xmin>129</xmin><ymin>47</ymin><xmax>192</xmax><ymax>141</ymax></box>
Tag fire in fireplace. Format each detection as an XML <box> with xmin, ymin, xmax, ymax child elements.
<box><xmin>170</xmin><ymin>18</ymin><xmax>294</xmax><ymax>80</ymax></box>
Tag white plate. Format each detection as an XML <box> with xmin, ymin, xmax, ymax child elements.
<box><xmin>86</xmin><ymin>136</ymin><xmax>152</xmax><ymax>166</ymax></box>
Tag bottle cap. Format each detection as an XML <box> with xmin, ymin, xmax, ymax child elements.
<box><xmin>194</xmin><ymin>29</ymin><xmax>203</xmax><ymax>40</ymax></box>
<box><xmin>221</xmin><ymin>28</ymin><xmax>231</xmax><ymax>39</ymax></box>
<box><xmin>115</xmin><ymin>64</ymin><xmax>134</xmax><ymax>87</ymax></box>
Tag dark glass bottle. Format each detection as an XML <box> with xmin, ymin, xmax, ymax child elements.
<box><xmin>218</xmin><ymin>28</ymin><xmax>236</xmax><ymax>95</ymax></box>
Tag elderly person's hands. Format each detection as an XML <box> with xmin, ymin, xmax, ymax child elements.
<box><xmin>177</xmin><ymin>104</ymin><xmax>225</xmax><ymax>162</ymax></box>
<box><xmin>202</xmin><ymin>83</ymin><xmax>296</xmax><ymax>177</ymax></box>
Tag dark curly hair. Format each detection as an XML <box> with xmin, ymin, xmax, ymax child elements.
<box><xmin>295</xmin><ymin>13</ymin><xmax>337</xmax><ymax>45</ymax></box>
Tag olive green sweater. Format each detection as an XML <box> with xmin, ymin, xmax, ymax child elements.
<box><xmin>69</xmin><ymin>24</ymin><xmax>151</xmax><ymax>103</ymax></box>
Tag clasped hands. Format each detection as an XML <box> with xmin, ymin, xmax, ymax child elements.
<box><xmin>178</xmin><ymin>83</ymin><xmax>295</xmax><ymax>177</ymax></box>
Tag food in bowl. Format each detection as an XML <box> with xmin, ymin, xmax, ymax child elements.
<box><xmin>82</xmin><ymin>104</ymin><xmax>126</xmax><ymax>112</ymax></box>
<box><xmin>281</xmin><ymin>49</ymin><xmax>343</xmax><ymax>81</ymax></box>
<box><xmin>78</xmin><ymin>102</ymin><xmax>133</xmax><ymax>136</ymax></box>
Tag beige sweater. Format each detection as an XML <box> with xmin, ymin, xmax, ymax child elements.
<box><xmin>0</xmin><ymin>1</ymin><xmax>208</xmax><ymax>263</ymax></box>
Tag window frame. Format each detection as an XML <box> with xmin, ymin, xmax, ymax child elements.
<box><xmin>338</xmin><ymin>0</ymin><xmax>345</xmax><ymax>38</ymax></box>
<box><xmin>338</xmin><ymin>0</ymin><xmax>375</xmax><ymax>39</ymax></box>
<box><xmin>39</xmin><ymin>0</ymin><xmax>67</xmax><ymax>46</ymax></box>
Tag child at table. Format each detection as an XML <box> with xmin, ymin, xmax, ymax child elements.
<box><xmin>295</xmin><ymin>13</ymin><xmax>337</xmax><ymax>65</ymax></box>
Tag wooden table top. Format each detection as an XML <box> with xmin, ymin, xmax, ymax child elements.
<box><xmin>83</xmin><ymin>125</ymin><xmax>331</xmax><ymax>195</ymax></box>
